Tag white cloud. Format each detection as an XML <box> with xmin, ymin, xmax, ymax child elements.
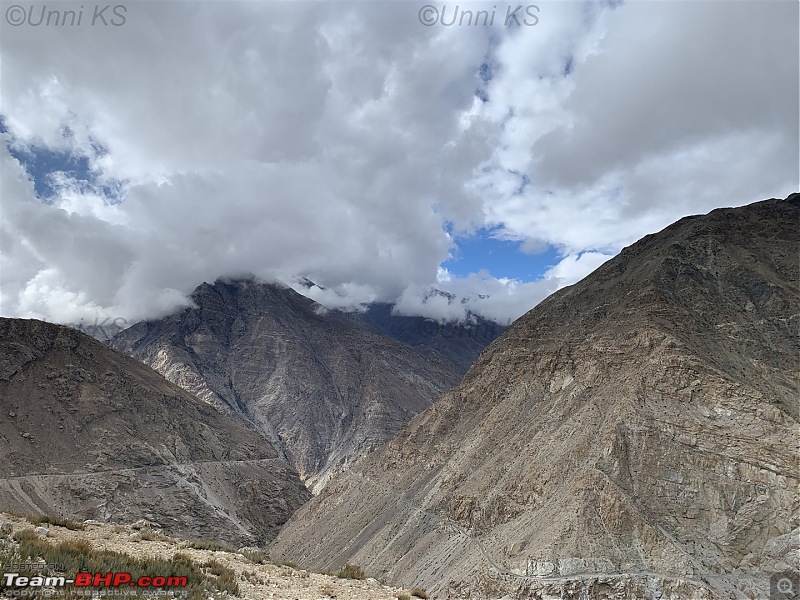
<box><xmin>480</xmin><ymin>0</ymin><xmax>798</xmax><ymax>256</ymax></box>
<box><xmin>545</xmin><ymin>252</ymin><xmax>612</xmax><ymax>288</ymax></box>
<box><xmin>394</xmin><ymin>271</ymin><xmax>559</xmax><ymax>323</ymax></box>
<box><xmin>0</xmin><ymin>0</ymin><xmax>796</xmax><ymax>327</ymax></box>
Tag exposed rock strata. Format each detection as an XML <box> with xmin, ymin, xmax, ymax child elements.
<box><xmin>271</xmin><ymin>195</ymin><xmax>800</xmax><ymax>599</ymax></box>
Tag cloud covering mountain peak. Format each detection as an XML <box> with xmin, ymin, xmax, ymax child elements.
<box><xmin>1</xmin><ymin>1</ymin><xmax>796</xmax><ymax>326</ymax></box>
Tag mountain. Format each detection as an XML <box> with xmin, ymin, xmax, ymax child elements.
<box><xmin>109</xmin><ymin>280</ymin><xmax>465</xmax><ymax>492</ymax></box>
<box><xmin>0</xmin><ymin>317</ymin><xmax>309</xmax><ymax>546</ymax></box>
<box><xmin>295</xmin><ymin>278</ymin><xmax>505</xmax><ymax>371</ymax></box>
<box><xmin>336</xmin><ymin>302</ymin><xmax>504</xmax><ymax>372</ymax></box>
<box><xmin>270</xmin><ymin>194</ymin><xmax>800</xmax><ymax>599</ymax></box>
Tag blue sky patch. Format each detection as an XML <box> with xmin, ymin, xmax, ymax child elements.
<box><xmin>1</xmin><ymin>116</ymin><xmax>123</xmax><ymax>203</ymax></box>
<box><xmin>444</xmin><ymin>227</ymin><xmax>560</xmax><ymax>281</ymax></box>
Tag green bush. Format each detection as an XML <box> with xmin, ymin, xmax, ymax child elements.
<box><xmin>4</xmin><ymin>532</ymin><xmax>239</xmax><ymax>599</ymax></box>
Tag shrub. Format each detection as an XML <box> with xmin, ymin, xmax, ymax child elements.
<box><xmin>241</xmin><ymin>569</ymin><xmax>258</xmax><ymax>583</ymax></box>
<box><xmin>411</xmin><ymin>588</ymin><xmax>428</xmax><ymax>599</ymax></box>
<box><xmin>336</xmin><ymin>563</ymin><xmax>365</xmax><ymax>580</ymax></box>
<box><xmin>12</xmin><ymin>529</ymin><xmax>39</xmax><ymax>543</ymax></box>
<box><xmin>25</xmin><ymin>515</ymin><xmax>84</xmax><ymax>531</ymax></box>
<box><xmin>277</xmin><ymin>558</ymin><xmax>299</xmax><ymax>569</ymax></box>
<box><xmin>240</xmin><ymin>548</ymin><xmax>271</xmax><ymax>564</ymax></box>
<box><xmin>134</xmin><ymin>529</ymin><xmax>172</xmax><ymax>542</ymax></box>
<box><xmin>185</xmin><ymin>539</ymin><xmax>233</xmax><ymax>552</ymax></box>
<box><xmin>201</xmin><ymin>559</ymin><xmax>239</xmax><ymax>596</ymax></box>
<box><xmin>5</xmin><ymin>532</ymin><xmax>240</xmax><ymax>598</ymax></box>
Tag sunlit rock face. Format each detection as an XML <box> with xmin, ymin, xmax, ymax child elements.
<box><xmin>271</xmin><ymin>195</ymin><xmax>800</xmax><ymax>599</ymax></box>
<box><xmin>110</xmin><ymin>279</ymin><xmax>467</xmax><ymax>493</ymax></box>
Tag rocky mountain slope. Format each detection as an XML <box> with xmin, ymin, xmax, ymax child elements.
<box><xmin>0</xmin><ymin>318</ymin><xmax>309</xmax><ymax>547</ymax></box>
<box><xmin>296</xmin><ymin>278</ymin><xmax>505</xmax><ymax>372</ymax></box>
<box><xmin>337</xmin><ymin>302</ymin><xmax>504</xmax><ymax>372</ymax></box>
<box><xmin>270</xmin><ymin>194</ymin><xmax>800</xmax><ymax>599</ymax></box>
<box><xmin>110</xmin><ymin>280</ymin><xmax>464</xmax><ymax>492</ymax></box>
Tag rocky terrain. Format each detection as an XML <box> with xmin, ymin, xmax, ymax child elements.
<box><xmin>110</xmin><ymin>280</ymin><xmax>466</xmax><ymax>492</ymax></box>
<box><xmin>0</xmin><ymin>318</ymin><xmax>309</xmax><ymax>547</ymax></box>
<box><xmin>337</xmin><ymin>302</ymin><xmax>504</xmax><ymax>373</ymax></box>
<box><xmin>270</xmin><ymin>194</ymin><xmax>800</xmax><ymax>599</ymax></box>
<box><xmin>296</xmin><ymin>278</ymin><xmax>505</xmax><ymax>373</ymax></box>
<box><xmin>0</xmin><ymin>513</ymin><xmax>421</xmax><ymax>599</ymax></box>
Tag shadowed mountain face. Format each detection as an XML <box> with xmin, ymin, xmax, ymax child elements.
<box><xmin>0</xmin><ymin>318</ymin><xmax>310</xmax><ymax>546</ymax></box>
<box><xmin>110</xmin><ymin>281</ymin><xmax>464</xmax><ymax>492</ymax></box>
<box><xmin>336</xmin><ymin>303</ymin><xmax>505</xmax><ymax>372</ymax></box>
<box><xmin>270</xmin><ymin>195</ymin><xmax>800</xmax><ymax>599</ymax></box>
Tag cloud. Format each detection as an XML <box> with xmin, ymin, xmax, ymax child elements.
<box><xmin>0</xmin><ymin>1</ymin><xmax>796</xmax><ymax>327</ymax></box>
<box><xmin>480</xmin><ymin>0</ymin><xmax>798</xmax><ymax>255</ymax></box>
<box><xmin>545</xmin><ymin>252</ymin><xmax>612</xmax><ymax>288</ymax></box>
<box><xmin>393</xmin><ymin>269</ymin><xmax>559</xmax><ymax>323</ymax></box>
<box><xmin>0</xmin><ymin>2</ymin><xmax>489</xmax><ymax>320</ymax></box>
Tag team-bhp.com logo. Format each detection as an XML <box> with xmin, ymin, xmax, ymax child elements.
<box><xmin>3</xmin><ymin>571</ymin><xmax>188</xmax><ymax>590</ymax></box>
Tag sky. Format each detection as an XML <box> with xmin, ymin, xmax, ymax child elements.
<box><xmin>0</xmin><ymin>0</ymin><xmax>797</xmax><ymax>327</ymax></box>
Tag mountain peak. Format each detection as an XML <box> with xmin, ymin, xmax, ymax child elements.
<box><xmin>110</xmin><ymin>278</ymin><xmax>471</xmax><ymax>492</ymax></box>
<box><xmin>271</xmin><ymin>194</ymin><xmax>799</xmax><ymax>598</ymax></box>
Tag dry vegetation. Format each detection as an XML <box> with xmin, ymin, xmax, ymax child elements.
<box><xmin>0</xmin><ymin>513</ymin><xmax>423</xmax><ymax>600</ymax></box>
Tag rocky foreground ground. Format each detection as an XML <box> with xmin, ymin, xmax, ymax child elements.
<box><xmin>0</xmin><ymin>513</ymin><xmax>424</xmax><ymax>600</ymax></box>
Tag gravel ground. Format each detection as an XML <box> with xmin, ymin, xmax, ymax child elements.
<box><xmin>0</xmin><ymin>514</ymin><xmax>419</xmax><ymax>600</ymax></box>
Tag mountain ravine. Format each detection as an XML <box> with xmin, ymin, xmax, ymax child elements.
<box><xmin>110</xmin><ymin>281</ymin><xmax>468</xmax><ymax>492</ymax></box>
<box><xmin>270</xmin><ymin>194</ymin><xmax>800</xmax><ymax>599</ymax></box>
